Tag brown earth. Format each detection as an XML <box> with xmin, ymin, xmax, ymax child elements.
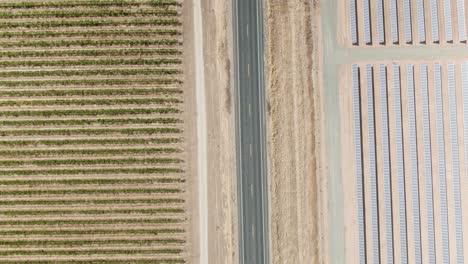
<box><xmin>264</xmin><ymin>0</ymin><xmax>323</xmax><ymax>263</ymax></box>
<box><xmin>201</xmin><ymin>0</ymin><xmax>238</xmax><ymax>263</ymax></box>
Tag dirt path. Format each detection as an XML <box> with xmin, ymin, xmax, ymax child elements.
<box><xmin>197</xmin><ymin>0</ymin><xmax>238</xmax><ymax>263</ymax></box>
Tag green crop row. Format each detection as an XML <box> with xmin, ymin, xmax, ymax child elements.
<box><xmin>0</xmin><ymin>116</ymin><xmax>182</xmax><ymax>126</ymax></box>
<box><xmin>0</xmin><ymin>238</ymin><xmax>184</xmax><ymax>246</ymax></box>
<box><xmin>0</xmin><ymin>188</ymin><xmax>182</xmax><ymax>195</ymax></box>
<box><xmin>0</xmin><ymin>248</ymin><xmax>182</xmax><ymax>256</ymax></box>
<box><xmin>0</xmin><ymin>78</ymin><xmax>181</xmax><ymax>87</ymax></box>
<box><xmin>0</xmin><ymin>9</ymin><xmax>178</xmax><ymax>19</ymax></box>
<box><xmin>0</xmin><ymin>208</ymin><xmax>184</xmax><ymax>216</ymax></box>
<box><xmin>0</xmin><ymin>88</ymin><xmax>182</xmax><ymax>97</ymax></box>
<box><xmin>0</xmin><ymin>217</ymin><xmax>183</xmax><ymax>225</ymax></box>
<box><xmin>0</xmin><ymin>157</ymin><xmax>182</xmax><ymax>166</ymax></box>
<box><xmin>0</xmin><ymin>29</ymin><xmax>180</xmax><ymax>38</ymax></box>
<box><xmin>0</xmin><ymin>0</ymin><xmax>181</xmax><ymax>8</ymax></box>
<box><xmin>0</xmin><ymin>38</ymin><xmax>180</xmax><ymax>48</ymax></box>
<box><xmin>0</xmin><ymin>68</ymin><xmax>181</xmax><ymax>77</ymax></box>
<box><xmin>0</xmin><ymin>18</ymin><xmax>181</xmax><ymax>28</ymax></box>
<box><xmin>0</xmin><ymin>118</ymin><xmax>181</xmax><ymax>127</ymax></box>
<box><xmin>0</xmin><ymin>198</ymin><xmax>184</xmax><ymax>206</ymax></box>
<box><xmin>0</xmin><ymin>127</ymin><xmax>181</xmax><ymax>136</ymax></box>
<box><xmin>0</xmin><ymin>107</ymin><xmax>180</xmax><ymax>117</ymax></box>
<box><xmin>0</xmin><ymin>167</ymin><xmax>183</xmax><ymax>176</ymax></box>
<box><xmin>0</xmin><ymin>98</ymin><xmax>181</xmax><ymax>106</ymax></box>
<box><xmin>0</xmin><ymin>260</ymin><xmax>185</xmax><ymax>264</ymax></box>
<box><xmin>0</xmin><ymin>147</ymin><xmax>181</xmax><ymax>156</ymax></box>
<box><xmin>0</xmin><ymin>137</ymin><xmax>182</xmax><ymax>146</ymax></box>
<box><xmin>0</xmin><ymin>177</ymin><xmax>183</xmax><ymax>185</ymax></box>
<box><xmin>0</xmin><ymin>48</ymin><xmax>181</xmax><ymax>58</ymax></box>
<box><xmin>0</xmin><ymin>58</ymin><xmax>180</xmax><ymax>67</ymax></box>
<box><xmin>0</xmin><ymin>177</ymin><xmax>182</xmax><ymax>186</ymax></box>
<box><xmin>0</xmin><ymin>228</ymin><xmax>184</xmax><ymax>236</ymax></box>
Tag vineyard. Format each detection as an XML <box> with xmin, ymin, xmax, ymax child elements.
<box><xmin>0</xmin><ymin>0</ymin><xmax>187</xmax><ymax>263</ymax></box>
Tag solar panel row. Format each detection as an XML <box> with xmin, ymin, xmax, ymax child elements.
<box><xmin>433</xmin><ymin>63</ymin><xmax>450</xmax><ymax>264</ymax></box>
<box><xmin>406</xmin><ymin>64</ymin><xmax>423</xmax><ymax>264</ymax></box>
<box><xmin>389</xmin><ymin>64</ymin><xmax>408</xmax><ymax>264</ymax></box>
<box><xmin>443</xmin><ymin>0</ymin><xmax>453</xmax><ymax>41</ymax></box>
<box><xmin>363</xmin><ymin>0</ymin><xmax>372</xmax><ymax>44</ymax></box>
<box><xmin>430</xmin><ymin>0</ymin><xmax>440</xmax><ymax>42</ymax></box>
<box><xmin>457</xmin><ymin>0</ymin><xmax>467</xmax><ymax>41</ymax></box>
<box><xmin>420</xmin><ymin>63</ymin><xmax>437</xmax><ymax>264</ymax></box>
<box><xmin>420</xmin><ymin>64</ymin><xmax>436</xmax><ymax>264</ymax></box>
<box><xmin>447</xmin><ymin>63</ymin><xmax>465</xmax><ymax>263</ymax></box>
<box><xmin>379</xmin><ymin>65</ymin><xmax>395</xmax><ymax>264</ymax></box>
<box><xmin>349</xmin><ymin>0</ymin><xmax>467</xmax><ymax>45</ymax></box>
<box><xmin>390</xmin><ymin>0</ymin><xmax>399</xmax><ymax>43</ymax></box>
<box><xmin>365</xmin><ymin>64</ymin><xmax>380</xmax><ymax>262</ymax></box>
<box><xmin>352</xmin><ymin>64</ymin><xmax>366</xmax><ymax>264</ymax></box>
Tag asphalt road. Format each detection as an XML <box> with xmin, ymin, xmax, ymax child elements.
<box><xmin>233</xmin><ymin>0</ymin><xmax>269</xmax><ymax>263</ymax></box>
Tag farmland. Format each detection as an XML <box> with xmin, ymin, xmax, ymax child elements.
<box><xmin>0</xmin><ymin>0</ymin><xmax>188</xmax><ymax>263</ymax></box>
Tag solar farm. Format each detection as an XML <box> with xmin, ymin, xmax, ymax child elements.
<box><xmin>336</xmin><ymin>0</ymin><xmax>468</xmax><ymax>263</ymax></box>
<box><xmin>0</xmin><ymin>0</ymin><xmax>189</xmax><ymax>263</ymax></box>
<box><xmin>343</xmin><ymin>62</ymin><xmax>468</xmax><ymax>263</ymax></box>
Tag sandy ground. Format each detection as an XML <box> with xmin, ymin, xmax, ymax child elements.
<box><xmin>264</xmin><ymin>1</ymin><xmax>322</xmax><ymax>263</ymax></box>
<box><xmin>182</xmin><ymin>0</ymin><xmax>238</xmax><ymax>262</ymax></box>
<box><xmin>200</xmin><ymin>0</ymin><xmax>238</xmax><ymax>263</ymax></box>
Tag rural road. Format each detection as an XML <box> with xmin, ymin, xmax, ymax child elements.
<box><xmin>233</xmin><ymin>0</ymin><xmax>269</xmax><ymax>263</ymax></box>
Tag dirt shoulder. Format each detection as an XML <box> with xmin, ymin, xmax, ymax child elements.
<box><xmin>264</xmin><ymin>1</ymin><xmax>323</xmax><ymax>263</ymax></box>
<box><xmin>201</xmin><ymin>0</ymin><xmax>238</xmax><ymax>263</ymax></box>
<box><xmin>181</xmin><ymin>0</ymin><xmax>198</xmax><ymax>263</ymax></box>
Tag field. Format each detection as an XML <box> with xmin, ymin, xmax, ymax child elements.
<box><xmin>0</xmin><ymin>0</ymin><xmax>188</xmax><ymax>263</ymax></box>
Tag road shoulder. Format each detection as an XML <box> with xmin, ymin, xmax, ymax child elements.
<box><xmin>264</xmin><ymin>1</ymin><xmax>323</xmax><ymax>263</ymax></box>
<box><xmin>201</xmin><ymin>0</ymin><xmax>239</xmax><ymax>263</ymax></box>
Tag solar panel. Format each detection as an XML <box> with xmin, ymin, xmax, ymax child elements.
<box><xmin>463</xmin><ymin>63</ymin><xmax>468</xmax><ymax>176</ymax></box>
<box><xmin>366</xmin><ymin>64</ymin><xmax>380</xmax><ymax>261</ymax></box>
<box><xmin>404</xmin><ymin>0</ymin><xmax>413</xmax><ymax>42</ymax></box>
<box><xmin>352</xmin><ymin>64</ymin><xmax>366</xmax><ymax>264</ymax></box>
<box><xmin>364</xmin><ymin>0</ymin><xmax>372</xmax><ymax>44</ymax></box>
<box><xmin>457</xmin><ymin>0</ymin><xmax>467</xmax><ymax>41</ymax></box>
<box><xmin>462</xmin><ymin>65</ymin><xmax>468</xmax><ymax>261</ymax></box>
<box><xmin>390</xmin><ymin>64</ymin><xmax>406</xmax><ymax>263</ymax></box>
<box><xmin>434</xmin><ymin>63</ymin><xmax>450</xmax><ymax>264</ymax></box>
<box><xmin>405</xmin><ymin>64</ymin><xmax>422</xmax><ymax>264</ymax></box>
<box><xmin>444</xmin><ymin>0</ymin><xmax>453</xmax><ymax>41</ymax></box>
<box><xmin>417</xmin><ymin>0</ymin><xmax>426</xmax><ymax>42</ymax></box>
<box><xmin>430</xmin><ymin>0</ymin><xmax>440</xmax><ymax>42</ymax></box>
<box><xmin>390</xmin><ymin>0</ymin><xmax>399</xmax><ymax>43</ymax></box>
<box><xmin>420</xmin><ymin>64</ymin><xmax>436</xmax><ymax>264</ymax></box>
<box><xmin>379</xmin><ymin>65</ymin><xmax>394</xmax><ymax>263</ymax></box>
<box><xmin>447</xmin><ymin>63</ymin><xmax>464</xmax><ymax>263</ymax></box>
<box><xmin>350</xmin><ymin>0</ymin><xmax>358</xmax><ymax>44</ymax></box>
<box><xmin>377</xmin><ymin>0</ymin><xmax>385</xmax><ymax>43</ymax></box>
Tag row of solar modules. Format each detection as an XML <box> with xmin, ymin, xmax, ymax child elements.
<box><xmin>350</xmin><ymin>62</ymin><xmax>468</xmax><ymax>264</ymax></box>
<box><xmin>349</xmin><ymin>0</ymin><xmax>468</xmax><ymax>45</ymax></box>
